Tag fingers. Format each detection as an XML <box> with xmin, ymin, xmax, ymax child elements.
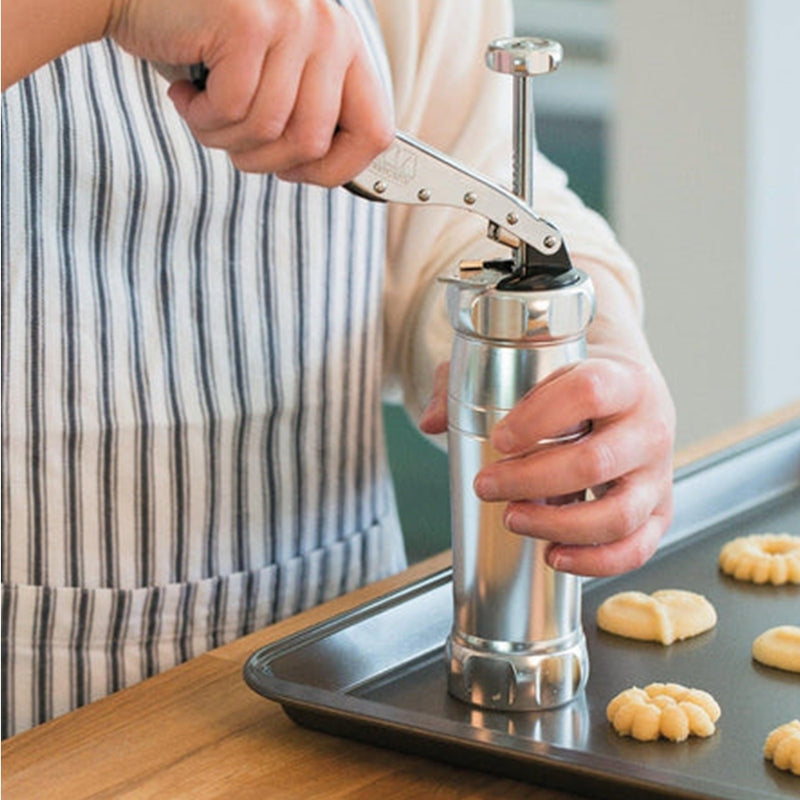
<box><xmin>476</xmin><ymin>414</ymin><xmax>671</xmax><ymax>501</ymax></box>
<box><xmin>545</xmin><ymin>501</ymin><xmax>673</xmax><ymax>577</ymax></box>
<box><xmin>470</xmin><ymin>355</ymin><xmax>675</xmax><ymax>577</ymax></box>
<box><xmin>501</xmin><ymin>472</ymin><xmax>668</xmax><ymax>545</ymax></box>
<box><xmin>231</xmin><ymin>50</ymin><xmax>349</xmax><ymax>174</ymax></box>
<box><xmin>491</xmin><ymin>359</ymin><xmax>642</xmax><ymax>455</ymax></box>
<box><xmin>173</xmin><ymin>41</ymin><xmax>271</xmax><ymax>135</ymax></box>
<box><xmin>183</xmin><ymin>41</ymin><xmax>306</xmax><ymax>150</ymax></box>
<box><xmin>166</xmin><ymin>0</ymin><xmax>393</xmax><ymax>186</ymax></box>
<box><xmin>419</xmin><ymin>362</ymin><xmax>449</xmax><ymax>435</ymax></box>
<box><xmin>478</xmin><ymin>431</ymin><xmax>673</xmax><ymax>577</ymax></box>
<box><xmin>277</xmin><ymin>49</ymin><xmax>394</xmax><ymax>185</ymax></box>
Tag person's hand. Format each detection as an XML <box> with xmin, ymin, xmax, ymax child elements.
<box><xmin>107</xmin><ymin>0</ymin><xmax>394</xmax><ymax>184</ymax></box>
<box><xmin>419</xmin><ymin>348</ymin><xmax>676</xmax><ymax>578</ymax></box>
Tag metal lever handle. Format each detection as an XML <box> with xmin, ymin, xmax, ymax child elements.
<box><xmin>346</xmin><ymin>131</ymin><xmax>568</xmax><ymax>267</ymax></box>
<box><xmin>152</xmin><ymin>61</ymin><xmax>570</xmax><ymax>270</ymax></box>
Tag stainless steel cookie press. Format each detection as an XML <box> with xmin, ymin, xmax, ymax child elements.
<box><xmin>350</xmin><ymin>37</ymin><xmax>594</xmax><ymax>711</ymax></box>
<box><xmin>161</xmin><ymin>37</ymin><xmax>594</xmax><ymax>711</ymax></box>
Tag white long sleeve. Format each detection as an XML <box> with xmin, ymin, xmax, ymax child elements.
<box><xmin>373</xmin><ymin>0</ymin><xmax>643</xmax><ymax>419</ymax></box>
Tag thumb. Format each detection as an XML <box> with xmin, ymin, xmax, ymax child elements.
<box><xmin>166</xmin><ymin>79</ymin><xmax>199</xmax><ymax>116</ymax></box>
<box><xmin>419</xmin><ymin>362</ymin><xmax>450</xmax><ymax>434</ymax></box>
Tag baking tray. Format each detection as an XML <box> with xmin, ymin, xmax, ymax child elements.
<box><xmin>244</xmin><ymin>419</ymin><xmax>800</xmax><ymax>799</ymax></box>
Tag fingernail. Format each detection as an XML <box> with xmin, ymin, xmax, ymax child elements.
<box><xmin>547</xmin><ymin>545</ymin><xmax>563</xmax><ymax>570</ymax></box>
<box><xmin>473</xmin><ymin>474</ymin><xmax>497</xmax><ymax>500</ymax></box>
<box><xmin>503</xmin><ymin>508</ymin><xmax>518</xmax><ymax>532</ymax></box>
<box><xmin>549</xmin><ymin>551</ymin><xmax>575</xmax><ymax>573</ymax></box>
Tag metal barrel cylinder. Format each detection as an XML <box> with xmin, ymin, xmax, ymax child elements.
<box><xmin>444</xmin><ymin>266</ymin><xmax>595</xmax><ymax>710</ymax></box>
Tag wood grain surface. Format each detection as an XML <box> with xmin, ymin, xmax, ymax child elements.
<box><xmin>3</xmin><ymin>404</ymin><xmax>798</xmax><ymax>799</ymax></box>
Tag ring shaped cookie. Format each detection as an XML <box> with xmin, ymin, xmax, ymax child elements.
<box><xmin>718</xmin><ymin>533</ymin><xmax>800</xmax><ymax>585</ymax></box>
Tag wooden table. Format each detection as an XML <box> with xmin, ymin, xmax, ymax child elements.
<box><xmin>4</xmin><ymin>404</ymin><xmax>799</xmax><ymax>800</ymax></box>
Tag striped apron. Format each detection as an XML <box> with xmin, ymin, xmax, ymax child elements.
<box><xmin>1</xmin><ymin>1</ymin><xmax>406</xmax><ymax>737</ymax></box>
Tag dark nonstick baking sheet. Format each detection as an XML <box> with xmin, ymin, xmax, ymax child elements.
<box><xmin>245</xmin><ymin>421</ymin><xmax>800</xmax><ymax>800</ymax></box>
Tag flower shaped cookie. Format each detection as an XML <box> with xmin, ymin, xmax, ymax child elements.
<box><xmin>764</xmin><ymin>720</ymin><xmax>800</xmax><ymax>776</ymax></box>
<box><xmin>607</xmin><ymin>682</ymin><xmax>721</xmax><ymax>742</ymax></box>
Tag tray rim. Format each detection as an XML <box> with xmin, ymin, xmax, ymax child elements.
<box><xmin>243</xmin><ymin>417</ymin><xmax>800</xmax><ymax>800</ymax></box>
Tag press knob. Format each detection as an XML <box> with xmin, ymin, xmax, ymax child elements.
<box><xmin>485</xmin><ymin>37</ymin><xmax>563</xmax><ymax>77</ymax></box>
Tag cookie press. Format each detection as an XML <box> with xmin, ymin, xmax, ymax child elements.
<box><xmin>351</xmin><ymin>36</ymin><xmax>594</xmax><ymax>711</ymax></box>
<box><xmin>164</xmin><ymin>36</ymin><xmax>594</xmax><ymax>710</ymax></box>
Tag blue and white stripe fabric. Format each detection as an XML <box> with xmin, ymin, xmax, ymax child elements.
<box><xmin>1</xmin><ymin>0</ymin><xmax>406</xmax><ymax>737</ymax></box>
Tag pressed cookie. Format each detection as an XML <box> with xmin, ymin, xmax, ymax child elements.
<box><xmin>764</xmin><ymin>720</ymin><xmax>800</xmax><ymax>776</ymax></box>
<box><xmin>752</xmin><ymin>625</ymin><xmax>800</xmax><ymax>673</ymax></box>
<box><xmin>606</xmin><ymin>683</ymin><xmax>720</xmax><ymax>742</ymax></box>
<box><xmin>719</xmin><ymin>533</ymin><xmax>800</xmax><ymax>585</ymax></box>
<box><xmin>597</xmin><ymin>589</ymin><xmax>716</xmax><ymax>645</ymax></box>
